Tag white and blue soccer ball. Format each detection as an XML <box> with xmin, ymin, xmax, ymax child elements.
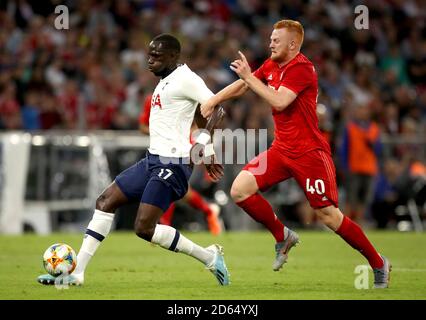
<box><xmin>43</xmin><ymin>243</ymin><xmax>77</xmax><ymax>277</ymax></box>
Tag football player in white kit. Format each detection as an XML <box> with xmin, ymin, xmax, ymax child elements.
<box><xmin>37</xmin><ymin>34</ymin><xmax>230</xmax><ymax>286</ymax></box>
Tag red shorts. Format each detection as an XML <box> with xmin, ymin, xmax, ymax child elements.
<box><xmin>243</xmin><ymin>146</ymin><xmax>339</xmax><ymax>209</ymax></box>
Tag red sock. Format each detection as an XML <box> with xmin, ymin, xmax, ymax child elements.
<box><xmin>236</xmin><ymin>193</ymin><xmax>284</xmax><ymax>242</ymax></box>
<box><xmin>336</xmin><ymin>215</ymin><xmax>384</xmax><ymax>269</ymax></box>
<box><xmin>160</xmin><ymin>203</ymin><xmax>176</xmax><ymax>225</ymax></box>
<box><xmin>187</xmin><ymin>190</ymin><xmax>213</xmax><ymax>217</ymax></box>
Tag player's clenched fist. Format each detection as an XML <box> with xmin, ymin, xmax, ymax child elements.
<box><xmin>200</xmin><ymin>98</ymin><xmax>216</xmax><ymax>118</ymax></box>
<box><xmin>189</xmin><ymin>143</ymin><xmax>224</xmax><ymax>182</ymax></box>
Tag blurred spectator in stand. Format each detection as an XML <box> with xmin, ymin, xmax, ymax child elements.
<box><xmin>396</xmin><ymin>117</ymin><xmax>422</xmax><ymax>166</ymax></box>
<box><xmin>371</xmin><ymin>158</ymin><xmax>403</xmax><ymax>229</ymax></box>
<box><xmin>7</xmin><ymin>0</ymin><xmax>33</xmax><ymax>29</ymax></box>
<box><xmin>340</xmin><ymin>104</ymin><xmax>382</xmax><ymax>225</ymax></box>
<box><xmin>21</xmin><ymin>89</ymin><xmax>40</xmax><ymax>130</ymax></box>
<box><xmin>406</xmin><ymin>37</ymin><xmax>426</xmax><ymax>90</ymax></box>
<box><xmin>346</xmin><ymin>66</ymin><xmax>374</xmax><ymax>108</ymax></box>
<box><xmin>39</xmin><ymin>91</ymin><xmax>62</xmax><ymax>129</ymax></box>
<box><xmin>120</xmin><ymin>31</ymin><xmax>147</xmax><ymax>82</ymax></box>
<box><xmin>85</xmin><ymin>88</ymin><xmax>117</xmax><ymax>130</ymax></box>
<box><xmin>372</xmin><ymin>158</ymin><xmax>426</xmax><ymax>229</ymax></box>
<box><xmin>58</xmin><ymin>79</ymin><xmax>80</xmax><ymax>129</ymax></box>
<box><xmin>317</xmin><ymin>103</ymin><xmax>333</xmax><ymax>149</ymax></box>
<box><xmin>45</xmin><ymin>58</ymin><xmax>66</xmax><ymax>96</ymax></box>
<box><xmin>380</xmin><ymin>45</ymin><xmax>409</xmax><ymax>85</ymax></box>
<box><xmin>380</xmin><ymin>102</ymin><xmax>400</xmax><ymax>135</ymax></box>
<box><xmin>0</xmin><ymin>82</ymin><xmax>22</xmax><ymax>130</ymax></box>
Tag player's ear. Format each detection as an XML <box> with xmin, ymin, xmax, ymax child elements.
<box><xmin>170</xmin><ymin>50</ymin><xmax>180</xmax><ymax>62</ymax></box>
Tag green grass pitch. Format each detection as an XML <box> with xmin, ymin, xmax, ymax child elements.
<box><xmin>1</xmin><ymin>231</ymin><xmax>425</xmax><ymax>300</ymax></box>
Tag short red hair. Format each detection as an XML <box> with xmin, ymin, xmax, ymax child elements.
<box><xmin>273</xmin><ymin>20</ymin><xmax>304</xmax><ymax>44</ymax></box>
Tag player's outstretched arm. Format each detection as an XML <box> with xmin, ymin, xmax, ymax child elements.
<box><xmin>231</xmin><ymin>51</ymin><xmax>297</xmax><ymax>111</ymax></box>
<box><xmin>200</xmin><ymin>79</ymin><xmax>248</xmax><ymax>118</ymax></box>
<box><xmin>191</xmin><ymin>105</ymin><xmax>225</xmax><ymax>181</ymax></box>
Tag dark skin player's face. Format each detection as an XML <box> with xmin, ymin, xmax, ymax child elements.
<box><xmin>147</xmin><ymin>41</ymin><xmax>178</xmax><ymax>77</ymax></box>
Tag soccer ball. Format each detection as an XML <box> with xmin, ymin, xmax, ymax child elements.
<box><xmin>43</xmin><ymin>243</ymin><xmax>77</xmax><ymax>277</ymax></box>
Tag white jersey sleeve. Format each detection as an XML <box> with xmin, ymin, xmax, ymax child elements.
<box><xmin>180</xmin><ymin>70</ymin><xmax>214</xmax><ymax>105</ymax></box>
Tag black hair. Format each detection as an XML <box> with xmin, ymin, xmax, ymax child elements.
<box><xmin>152</xmin><ymin>34</ymin><xmax>181</xmax><ymax>54</ymax></box>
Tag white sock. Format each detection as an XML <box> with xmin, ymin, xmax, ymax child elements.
<box><xmin>74</xmin><ymin>209</ymin><xmax>114</xmax><ymax>275</ymax></box>
<box><xmin>151</xmin><ymin>224</ymin><xmax>214</xmax><ymax>265</ymax></box>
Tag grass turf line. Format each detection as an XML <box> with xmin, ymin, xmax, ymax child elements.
<box><xmin>0</xmin><ymin>231</ymin><xmax>425</xmax><ymax>300</ymax></box>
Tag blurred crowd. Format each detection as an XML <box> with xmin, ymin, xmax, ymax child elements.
<box><xmin>0</xmin><ymin>0</ymin><xmax>425</xmax><ymax>229</ymax></box>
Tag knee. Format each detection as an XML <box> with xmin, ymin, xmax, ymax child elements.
<box><xmin>230</xmin><ymin>183</ymin><xmax>249</xmax><ymax>203</ymax></box>
<box><xmin>134</xmin><ymin>219</ymin><xmax>155</xmax><ymax>241</ymax></box>
<box><xmin>95</xmin><ymin>183</ymin><xmax>128</xmax><ymax>213</ymax></box>
<box><xmin>314</xmin><ymin>207</ymin><xmax>343</xmax><ymax>231</ymax></box>
<box><xmin>96</xmin><ymin>194</ymin><xmax>111</xmax><ymax>212</ymax></box>
<box><xmin>230</xmin><ymin>172</ymin><xmax>258</xmax><ymax>203</ymax></box>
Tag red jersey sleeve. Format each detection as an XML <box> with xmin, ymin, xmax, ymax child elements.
<box><xmin>280</xmin><ymin>63</ymin><xmax>314</xmax><ymax>95</ymax></box>
<box><xmin>138</xmin><ymin>94</ymin><xmax>152</xmax><ymax>125</ymax></box>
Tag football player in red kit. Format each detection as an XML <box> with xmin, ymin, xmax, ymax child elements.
<box><xmin>201</xmin><ymin>20</ymin><xmax>391</xmax><ymax>288</ymax></box>
<box><xmin>139</xmin><ymin>94</ymin><xmax>223</xmax><ymax>235</ymax></box>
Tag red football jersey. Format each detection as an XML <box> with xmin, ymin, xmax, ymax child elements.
<box><xmin>138</xmin><ymin>94</ymin><xmax>153</xmax><ymax>126</ymax></box>
<box><xmin>253</xmin><ymin>53</ymin><xmax>330</xmax><ymax>158</ymax></box>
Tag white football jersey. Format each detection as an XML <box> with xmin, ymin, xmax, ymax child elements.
<box><xmin>148</xmin><ymin>64</ymin><xmax>214</xmax><ymax>158</ymax></box>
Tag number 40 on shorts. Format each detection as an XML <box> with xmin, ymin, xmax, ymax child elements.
<box><xmin>305</xmin><ymin>178</ymin><xmax>325</xmax><ymax>195</ymax></box>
